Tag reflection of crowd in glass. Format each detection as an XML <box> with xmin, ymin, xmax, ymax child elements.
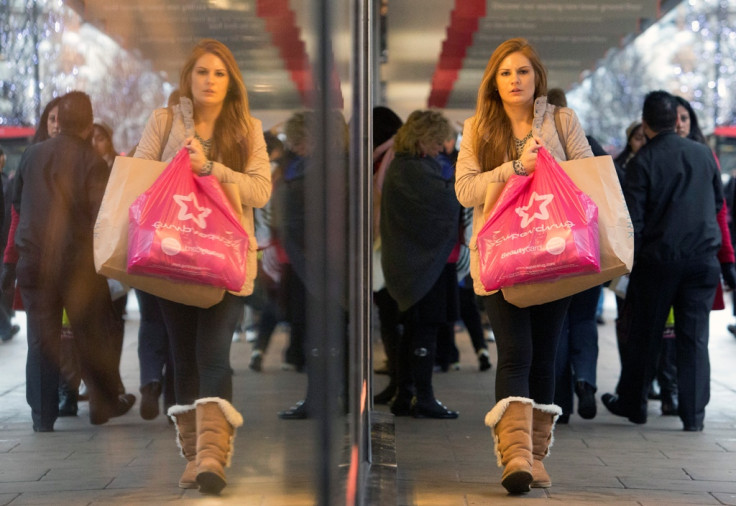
<box><xmin>2</xmin><ymin>39</ymin><xmax>272</xmax><ymax>495</ymax></box>
<box><xmin>1</xmin><ymin>34</ymin><xmax>733</xmax><ymax>498</ymax></box>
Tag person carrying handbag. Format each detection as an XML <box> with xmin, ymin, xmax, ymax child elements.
<box><xmin>455</xmin><ymin>38</ymin><xmax>593</xmax><ymax>494</ymax></box>
<box><xmin>132</xmin><ymin>39</ymin><xmax>271</xmax><ymax>495</ymax></box>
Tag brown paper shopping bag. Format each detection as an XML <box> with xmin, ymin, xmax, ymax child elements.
<box><xmin>486</xmin><ymin>155</ymin><xmax>633</xmax><ymax>308</ymax></box>
<box><xmin>93</xmin><ymin>156</ymin><xmax>225</xmax><ymax>308</ymax></box>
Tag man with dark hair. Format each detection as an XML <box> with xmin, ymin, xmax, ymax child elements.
<box><xmin>13</xmin><ymin>91</ymin><xmax>134</xmax><ymax>431</ymax></box>
<box><xmin>602</xmin><ymin>90</ymin><xmax>723</xmax><ymax>432</ymax></box>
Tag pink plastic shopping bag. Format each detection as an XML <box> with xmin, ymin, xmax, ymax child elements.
<box><xmin>127</xmin><ymin>148</ymin><xmax>248</xmax><ymax>291</ymax></box>
<box><xmin>477</xmin><ymin>147</ymin><xmax>599</xmax><ymax>291</ymax></box>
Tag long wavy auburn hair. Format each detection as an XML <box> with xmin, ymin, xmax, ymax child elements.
<box><xmin>471</xmin><ymin>38</ymin><xmax>547</xmax><ymax>172</ymax></box>
<box><xmin>179</xmin><ymin>38</ymin><xmax>252</xmax><ymax>172</ymax></box>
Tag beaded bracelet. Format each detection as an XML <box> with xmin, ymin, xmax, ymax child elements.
<box><xmin>513</xmin><ymin>159</ymin><xmax>527</xmax><ymax>176</ymax></box>
<box><xmin>200</xmin><ymin>160</ymin><xmax>213</xmax><ymax>176</ymax></box>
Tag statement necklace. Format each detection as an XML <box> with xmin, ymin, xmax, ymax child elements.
<box><xmin>514</xmin><ymin>130</ymin><xmax>533</xmax><ymax>153</ymax></box>
<box><xmin>195</xmin><ymin>132</ymin><xmax>213</xmax><ymax>157</ymax></box>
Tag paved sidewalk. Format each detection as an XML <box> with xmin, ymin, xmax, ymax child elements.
<box><xmin>379</xmin><ymin>291</ymin><xmax>736</xmax><ymax>505</ymax></box>
<box><xmin>0</xmin><ymin>301</ymin><xmax>318</xmax><ymax>505</ymax></box>
<box><xmin>0</xmin><ymin>290</ymin><xmax>735</xmax><ymax>505</ymax></box>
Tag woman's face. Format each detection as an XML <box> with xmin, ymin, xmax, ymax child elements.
<box><xmin>629</xmin><ymin>126</ymin><xmax>647</xmax><ymax>154</ymax></box>
<box><xmin>47</xmin><ymin>106</ymin><xmax>60</xmax><ymax>138</ymax></box>
<box><xmin>191</xmin><ymin>53</ymin><xmax>230</xmax><ymax>108</ymax></box>
<box><xmin>419</xmin><ymin>138</ymin><xmax>444</xmax><ymax>158</ymax></box>
<box><xmin>92</xmin><ymin>127</ymin><xmax>111</xmax><ymax>157</ymax></box>
<box><xmin>675</xmin><ymin>105</ymin><xmax>691</xmax><ymax>138</ymax></box>
<box><xmin>442</xmin><ymin>137</ymin><xmax>456</xmax><ymax>154</ymax></box>
<box><xmin>495</xmin><ymin>52</ymin><xmax>536</xmax><ymax>107</ymax></box>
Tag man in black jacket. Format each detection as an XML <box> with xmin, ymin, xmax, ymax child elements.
<box><xmin>14</xmin><ymin>91</ymin><xmax>133</xmax><ymax>431</ymax></box>
<box><xmin>602</xmin><ymin>90</ymin><xmax>722</xmax><ymax>432</ymax></box>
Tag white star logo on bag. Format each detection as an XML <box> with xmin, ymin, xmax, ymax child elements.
<box><xmin>173</xmin><ymin>192</ymin><xmax>212</xmax><ymax>229</ymax></box>
<box><xmin>515</xmin><ymin>192</ymin><xmax>554</xmax><ymax>228</ymax></box>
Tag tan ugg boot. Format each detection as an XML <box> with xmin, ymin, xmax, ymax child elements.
<box><xmin>531</xmin><ymin>403</ymin><xmax>562</xmax><ymax>488</ymax></box>
<box><xmin>485</xmin><ymin>397</ymin><xmax>534</xmax><ymax>494</ymax></box>
<box><xmin>167</xmin><ymin>404</ymin><xmax>198</xmax><ymax>489</ymax></box>
<box><xmin>194</xmin><ymin>398</ymin><xmax>244</xmax><ymax>495</ymax></box>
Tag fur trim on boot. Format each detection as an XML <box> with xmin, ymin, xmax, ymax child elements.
<box><xmin>167</xmin><ymin>404</ymin><xmax>198</xmax><ymax>489</ymax></box>
<box><xmin>194</xmin><ymin>398</ymin><xmax>244</xmax><ymax>495</ymax></box>
<box><xmin>485</xmin><ymin>397</ymin><xmax>534</xmax><ymax>494</ymax></box>
<box><xmin>531</xmin><ymin>403</ymin><xmax>562</xmax><ymax>488</ymax></box>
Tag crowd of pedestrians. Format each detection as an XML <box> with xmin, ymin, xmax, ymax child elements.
<box><xmin>1</xmin><ymin>34</ymin><xmax>733</xmax><ymax>498</ymax></box>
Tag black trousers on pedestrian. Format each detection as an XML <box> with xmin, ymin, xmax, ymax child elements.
<box><xmin>136</xmin><ymin>289</ymin><xmax>175</xmax><ymax>408</ymax></box>
<box><xmin>483</xmin><ymin>292</ymin><xmax>570</xmax><ymax>404</ymax></box>
<box><xmin>373</xmin><ymin>287</ymin><xmax>401</xmax><ymax>379</ymax></box>
<box><xmin>282</xmin><ymin>264</ymin><xmax>306</xmax><ymax>369</ymax></box>
<box><xmin>396</xmin><ymin>264</ymin><xmax>458</xmax><ymax>402</ymax></box>
<box><xmin>616</xmin><ymin>255</ymin><xmax>719</xmax><ymax>428</ymax></box>
<box><xmin>157</xmin><ymin>292</ymin><xmax>243</xmax><ymax>405</ymax></box>
<box><xmin>18</xmin><ymin>256</ymin><xmax>120</xmax><ymax>428</ymax></box>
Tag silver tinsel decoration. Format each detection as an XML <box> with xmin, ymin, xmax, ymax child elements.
<box><xmin>568</xmin><ymin>0</ymin><xmax>736</xmax><ymax>156</ymax></box>
<box><xmin>0</xmin><ymin>0</ymin><xmax>171</xmax><ymax>151</ymax></box>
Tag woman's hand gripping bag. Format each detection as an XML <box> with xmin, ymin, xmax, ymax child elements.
<box><xmin>128</xmin><ymin>148</ymin><xmax>248</xmax><ymax>291</ymax></box>
<box><xmin>477</xmin><ymin>147</ymin><xmax>599</xmax><ymax>291</ymax></box>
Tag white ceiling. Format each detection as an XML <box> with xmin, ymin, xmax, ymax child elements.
<box><xmin>69</xmin><ymin>0</ymin><xmax>673</xmax><ymax>125</ymax></box>
<box><xmin>383</xmin><ymin>0</ymin><xmax>664</xmax><ymax>120</ymax></box>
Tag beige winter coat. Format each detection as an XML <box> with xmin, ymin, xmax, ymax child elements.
<box><xmin>455</xmin><ymin>96</ymin><xmax>593</xmax><ymax>296</ymax></box>
<box><xmin>133</xmin><ymin>98</ymin><xmax>271</xmax><ymax>296</ymax></box>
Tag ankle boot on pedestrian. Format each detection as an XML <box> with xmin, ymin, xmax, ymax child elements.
<box><xmin>531</xmin><ymin>403</ymin><xmax>562</xmax><ymax>488</ymax></box>
<box><xmin>58</xmin><ymin>337</ymin><xmax>80</xmax><ymax>416</ymax></box>
<box><xmin>58</xmin><ymin>386</ymin><xmax>79</xmax><ymax>417</ymax></box>
<box><xmin>660</xmin><ymin>390</ymin><xmax>679</xmax><ymax>416</ymax></box>
<box><xmin>409</xmin><ymin>344</ymin><xmax>458</xmax><ymax>418</ymax></box>
<box><xmin>168</xmin><ymin>404</ymin><xmax>198</xmax><ymax>489</ymax></box>
<box><xmin>574</xmin><ymin>381</ymin><xmax>597</xmax><ymax>420</ymax></box>
<box><xmin>485</xmin><ymin>397</ymin><xmax>534</xmax><ymax>494</ymax></box>
<box><xmin>194</xmin><ymin>397</ymin><xmax>244</xmax><ymax>495</ymax></box>
<box><xmin>389</xmin><ymin>389</ymin><xmax>413</xmax><ymax>416</ymax></box>
<box><xmin>477</xmin><ymin>348</ymin><xmax>492</xmax><ymax>372</ymax></box>
<box><xmin>373</xmin><ymin>381</ymin><xmax>397</xmax><ymax>405</ymax></box>
<box><xmin>140</xmin><ymin>381</ymin><xmax>162</xmax><ymax>420</ymax></box>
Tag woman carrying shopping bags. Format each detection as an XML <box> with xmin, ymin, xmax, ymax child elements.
<box><xmin>132</xmin><ymin>39</ymin><xmax>271</xmax><ymax>494</ymax></box>
<box><xmin>455</xmin><ymin>37</ymin><xmax>593</xmax><ymax>494</ymax></box>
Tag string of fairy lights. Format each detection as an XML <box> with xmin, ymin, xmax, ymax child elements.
<box><xmin>0</xmin><ymin>0</ymin><xmax>171</xmax><ymax>151</ymax></box>
<box><xmin>568</xmin><ymin>0</ymin><xmax>736</xmax><ymax>152</ymax></box>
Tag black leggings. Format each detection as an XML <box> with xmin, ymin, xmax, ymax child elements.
<box><xmin>483</xmin><ymin>292</ymin><xmax>570</xmax><ymax>404</ymax></box>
